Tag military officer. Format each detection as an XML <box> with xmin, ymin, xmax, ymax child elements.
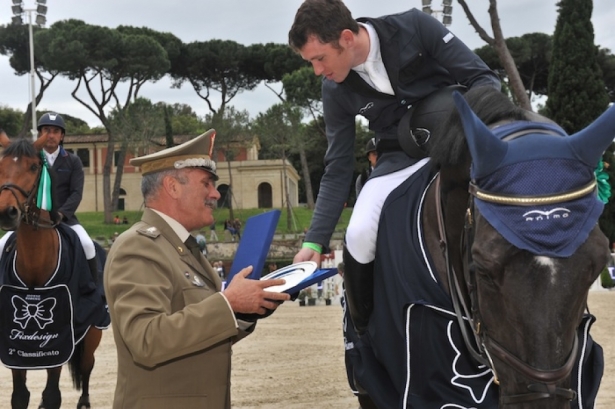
<box><xmin>103</xmin><ymin>130</ymin><xmax>290</xmax><ymax>409</ymax></box>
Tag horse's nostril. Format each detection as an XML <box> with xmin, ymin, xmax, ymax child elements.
<box><xmin>7</xmin><ymin>206</ymin><xmax>19</xmax><ymax>218</ymax></box>
<box><xmin>0</xmin><ymin>206</ymin><xmax>20</xmax><ymax>227</ymax></box>
<box><xmin>5</xmin><ymin>206</ymin><xmax>20</xmax><ymax>220</ymax></box>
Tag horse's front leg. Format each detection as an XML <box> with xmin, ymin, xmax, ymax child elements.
<box><xmin>38</xmin><ymin>366</ymin><xmax>62</xmax><ymax>409</ymax></box>
<box><xmin>10</xmin><ymin>369</ymin><xmax>29</xmax><ymax>409</ymax></box>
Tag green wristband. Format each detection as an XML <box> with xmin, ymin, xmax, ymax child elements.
<box><xmin>302</xmin><ymin>242</ymin><xmax>322</xmax><ymax>254</ymax></box>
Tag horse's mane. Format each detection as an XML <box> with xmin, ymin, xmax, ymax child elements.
<box><xmin>429</xmin><ymin>87</ymin><xmax>533</xmax><ymax>167</ymax></box>
<box><xmin>1</xmin><ymin>138</ymin><xmax>38</xmax><ymax>159</ymax></box>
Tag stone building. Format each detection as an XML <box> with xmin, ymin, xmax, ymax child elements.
<box><xmin>63</xmin><ymin>134</ymin><xmax>301</xmax><ymax>212</ymax></box>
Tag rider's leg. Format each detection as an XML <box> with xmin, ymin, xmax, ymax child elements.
<box><xmin>344</xmin><ymin>158</ymin><xmax>430</xmax><ymax>334</ymax></box>
<box><xmin>0</xmin><ymin>231</ymin><xmax>14</xmax><ymax>255</ymax></box>
<box><xmin>346</xmin><ymin>158</ymin><xmax>430</xmax><ymax>264</ymax></box>
<box><xmin>342</xmin><ymin>247</ymin><xmax>374</xmax><ymax>335</ymax></box>
<box><xmin>69</xmin><ymin>224</ymin><xmax>98</xmax><ymax>283</ymax></box>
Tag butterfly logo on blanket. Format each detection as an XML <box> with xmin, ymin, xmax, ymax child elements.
<box><xmin>11</xmin><ymin>295</ymin><xmax>57</xmax><ymax>330</ymax></box>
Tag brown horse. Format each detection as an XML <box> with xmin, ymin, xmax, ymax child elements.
<box><xmin>346</xmin><ymin>87</ymin><xmax>611</xmax><ymax>408</ymax></box>
<box><xmin>0</xmin><ymin>131</ymin><xmax>107</xmax><ymax>409</ymax></box>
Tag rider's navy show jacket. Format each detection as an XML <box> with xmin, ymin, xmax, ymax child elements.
<box><xmin>304</xmin><ymin>8</ymin><xmax>500</xmax><ymax>248</ymax></box>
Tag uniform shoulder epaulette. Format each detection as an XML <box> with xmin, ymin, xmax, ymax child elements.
<box><xmin>136</xmin><ymin>226</ymin><xmax>161</xmax><ymax>239</ymax></box>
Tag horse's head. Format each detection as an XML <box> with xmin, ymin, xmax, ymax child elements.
<box><xmin>448</xmin><ymin>90</ymin><xmax>614</xmax><ymax>407</ymax></box>
<box><xmin>0</xmin><ymin>131</ymin><xmax>48</xmax><ymax>230</ymax></box>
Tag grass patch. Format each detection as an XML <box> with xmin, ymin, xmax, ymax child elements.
<box><xmin>76</xmin><ymin>207</ymin><xmax>352</xmax><ymax>241</ymax></box>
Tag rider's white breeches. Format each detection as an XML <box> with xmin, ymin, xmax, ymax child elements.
<box><xmin>71</xmin><ymin>224</ymin><xmax>96</xmax><ymax>259</ymax></box>
<box><xmin>0</xmin><ymin>223</ymin><xmax>96</xmax><ymax>260</ymax></box>
<box><xmin>346</xmin><ymin>158</ymin><xmax>430</xmax><ymax>264</ymax></box>
<box><xmin>0</xmin><ymin>232</ymin><xmax>10</xmax><ymax>254</ymax></box>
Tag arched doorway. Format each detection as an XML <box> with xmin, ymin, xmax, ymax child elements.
<box><xmin>118</xmin><ymin>188</ymin><xmax>127</xmax><ymax>210</ymax></box>
<box><xmin>258</xmin><ymin>182</ymin><xmax>273</xmax><ymax>208</ymax></box>
<box><xmin>217</xmin><ymin>184</ymin><xmax>231</xmax><ymax>209</ymax></box>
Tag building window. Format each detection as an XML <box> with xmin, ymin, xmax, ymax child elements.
<box><xmin>114</xmin><ymin>151</ymin><xmax>122</xmax><ymax>166</ymax></box>
<box><xmin>76</xmin><ymin>149</ymin><xmax>90</xmax><ymax>168</ymax></box>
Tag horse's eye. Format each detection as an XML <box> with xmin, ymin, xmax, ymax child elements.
<box><xmin>471</xmin><ymin>262</ymin><xmax>496</xmax><ymax>285</ymax></box>
<box><xmin>30</xmin><ymin>163</ymin><xmax>39</xmax><ymax>172</ymax></box>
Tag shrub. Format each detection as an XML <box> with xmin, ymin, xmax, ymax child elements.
<box><xmin>600</xmin><ymin>267</ymin><xmax>615</xmax><ymax>288</ymax></box>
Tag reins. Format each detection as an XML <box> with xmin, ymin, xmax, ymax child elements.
<box><xmin>434</xmin><ymin>174</ymin><xmax>494</xmax><ymax>371</ymax></box>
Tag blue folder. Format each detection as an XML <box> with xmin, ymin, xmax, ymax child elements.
<box><xmin>225</xmin><ymin>210</ymin><xmax>281</xmax><ymax>283</ymax></box>
<box><xmin>282</xmin><ymin>268</ymin><xmax>338</xmax><ymax>295</ymax></box>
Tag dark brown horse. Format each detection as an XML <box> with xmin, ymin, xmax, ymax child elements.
<box><xmin>0</xmin><ymin>131</ymin><xmax>107</xmax><ymax>409</ymax></box>
<box><xmin>347</xmin><ymin>87</ymin><xmax>611</xmax><ymax>408</ymax></box>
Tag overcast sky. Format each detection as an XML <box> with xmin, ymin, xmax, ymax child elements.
<box><xmin>2</xmin><ymin>0</ymin><xmax>614</xmax><ymax>128</ymax></box>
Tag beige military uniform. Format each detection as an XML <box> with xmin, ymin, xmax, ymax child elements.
<box><xmin>104</xmin><ymin>209</ymin><xmax>253</xmax><ymax>409</ymax></box>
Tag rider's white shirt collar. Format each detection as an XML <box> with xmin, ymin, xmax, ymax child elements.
<box><xmin>44</xmin><ymin>147</ymin><xmax>60</xmax><ymax>167</ymax></box>
<box><xmin>352</xmin><ymin>22</ymin><xmax>394</xmax><ymax>95</ymax></box>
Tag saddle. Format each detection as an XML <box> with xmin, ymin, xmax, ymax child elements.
<box><xmin>397</xmin><ymin>84</ymin><xmax>467</xmax><ymax>159</ymax></box>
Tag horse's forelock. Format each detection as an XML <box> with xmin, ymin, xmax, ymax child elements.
<box><xmin>2</xmin><ymin>138</ymin><xmax>39</xmax><ymax>159</ymax></box>
<box><xmin>429</xmin><ymin>87</ymin><xmax>532</xmax><ymax>167</ymax></box>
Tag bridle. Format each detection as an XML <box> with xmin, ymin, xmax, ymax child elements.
<box><xmin>435</xmin><ymin>174</ymin><xmax>583</xmax><ymax>405</ymax></box>
<box><xmin>0</xmin><ymin>153</ymin><xmax>57</xmax><ymax>230</ymax></box>
<box><xmin>434</xmin><ymin>128</ymin><xmax>589</xmax><ymax>405</ymax></box>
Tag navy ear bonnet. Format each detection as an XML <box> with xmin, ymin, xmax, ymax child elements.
<box><xmin>452</xmin><ymin>92</ymin><xmax>615</xmax><ymax>257</ymax></box>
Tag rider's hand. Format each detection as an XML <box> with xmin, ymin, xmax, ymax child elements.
<box><xmin>293</xmin><ymin>247</ymin><xmax>321</xmax><ymax>265</ymax></box>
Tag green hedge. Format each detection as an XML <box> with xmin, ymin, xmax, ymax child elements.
<box><xmin>75</xmin><ymin>207</ymin><xmax>353</xmax><ymax>242</ymax></box>
<box><xmin>601</xmin><ymin>267</ymin><xmax>615</xmax><ymax>288</ymax></box>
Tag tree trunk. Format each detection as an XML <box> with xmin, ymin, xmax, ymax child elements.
<box><xmin>226</xmin><ymin>156</ymin><xmax>235</xmax><ymax>222</ymax></box>
<box><xmin>298</xmin><ymin>146</ymin><xmax>315</xmax><ymax>209</ymax></box>
<box><xmin>102</xmin><ymin>135</ymin><xmax>116</xmax><ymax>224</ymax></box>
<box><xmin>457</xmin><ymin>0</ymin><xmax>532</xmax><ymax>110</ymax></box>
<box><xmin>19</xmin><ymin>105</ymin><xmax>36</xmax><ymax>139</ymax></box>
<box><xmin>18</xmin><ymin>74</ymin><xmax>56</xmax><ymax>139</ymax></box>
<box><xmin>281</xmin><ymin>148</ymin><xmax>294</xmax><ymax>231</ymax></box>
<box><xmin>487</xmin><ymin>0</ymin><xmax>532</xmax><ymax>110</ymax></box>
<box><xmin>111</xmin><ymin>148</ymin><xmax>128</xmax><ymax>210</ymax></box>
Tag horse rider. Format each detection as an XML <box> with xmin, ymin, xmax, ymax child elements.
<box><xmin>288</xmin><ymin>0</ymin><xmax>501</xmax><ymax>336</ymax></box>
<box><xmin>0</xmin><ymin>112</ymin><xmax>99</xmax><ymax>282</ymax></box>
<box><xmin>355</xmin><ymin>137</ymin><xmax>378</xmax><ymax>197</ymax></box>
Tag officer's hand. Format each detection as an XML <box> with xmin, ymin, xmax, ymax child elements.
<box><xmin>223</xmin><ymin>267</ymin><xmax>290</xmax><ymax>316</ymax></box>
